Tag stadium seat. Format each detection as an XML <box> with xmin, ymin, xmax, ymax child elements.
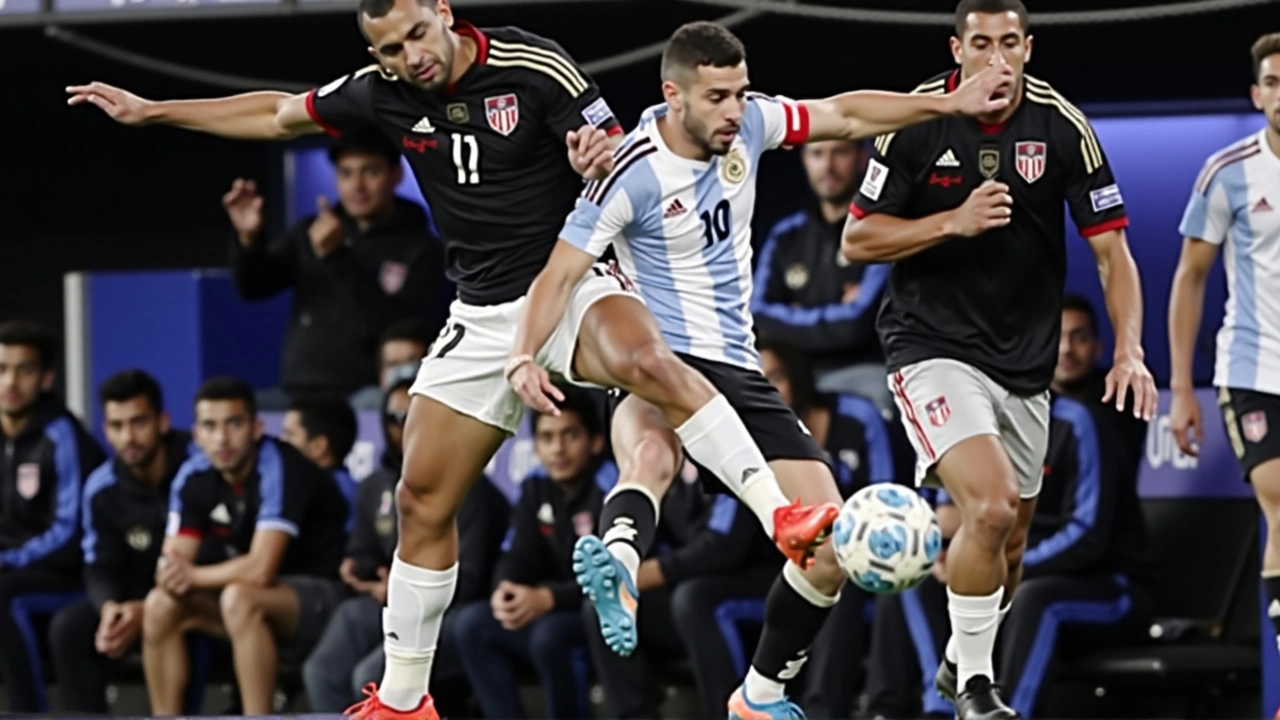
<box><xmin>1057</xmin><ymin>498</ymin><xmax>1260</xmax><ymax>717</ymax></box>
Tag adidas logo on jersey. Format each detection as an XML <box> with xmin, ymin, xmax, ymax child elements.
<box><xmin>1253</xmin><ymin>197</ymin><xmax>1274</xmax><ymax>213</ymax></box>
<box><xmin>411</xmin><ymin>117</ymin><xmax>436</xmax><ymax>133</ymax></box>
<box><xmin>664</xmin><ymin>198</ymin><xmax>688</xmax><ymax>219</ymax></box>
<box><xmin>935</xmin><ymin>149</ymin><xmax>960</xmax><ymax>167</ymax></box>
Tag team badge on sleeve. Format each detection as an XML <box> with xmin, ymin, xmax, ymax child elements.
<box><xmin>1090</xmin><ymin>184</ymin><xmax>1124</xmax><ymax>212</ymax></box>
<box><xmin>485</xmin><ymin>94</ymin><xmax>520</xmax><ymax>136</ymax></box>
<box><xmin>861</xmin><ymin>159</ymin><xmax>889</xmax><ymax>201</ymax></box>
<box><xmin>1015</xmin><ymin>141</ymin><xmax>1046</xmax><ymax>184</ymax></box>
<box><xmin>581</xmin><ymin>97</ymin><xmax>615</xmax><ymax>128</ymax></box>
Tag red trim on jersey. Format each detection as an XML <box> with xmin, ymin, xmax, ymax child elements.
<box><xmin>848</xmin><ymin>201</ymin><xmax>869</xmax><ymax>219</ymax></box>
<box><xmin>892</xmin><ymin>371</ymin><xmax>936</xmax><ymax>461</ymax></box>
<box><xmin>1079</xmin><ymin>216</ymin><xmax>1129</xmax><ymax>237</ymax></box>
<box><xmin>455</xmin><ymin>21</ymin><xmax>489</xmax><ymax>64</ymax></box>
<box><xmin>176</xmin><ymin>528</ymin><xmax>204</xmax><ymax>540</ymax></box>
<box><xmin>782</xmin><ymin>101</ymin><xmax>810</xmax><ymax>146</ymax></box>
<box><xmin>606</xmin><ymin>124</ymin><xmax>623</xmax><ymax>137</ymax></box>
<box><xmin>946</xmin><ymin>70</ymin><xmax>959</xmax><ymax>92</ymax></box>
<box><xmin>305</xmin><ymin>90</ymin><xmax>342</xmax><ymax>138</ymax></box>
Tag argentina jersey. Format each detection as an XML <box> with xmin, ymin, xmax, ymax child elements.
<box><xmin>560</xmin><ymin>93</ymin><xmax>808</xmax><ymax>369</ymax></box>
<box><xmin>1179</xmin><ymin>129</ymin><xmax>1280</xmax><ymax>395</ymax></box>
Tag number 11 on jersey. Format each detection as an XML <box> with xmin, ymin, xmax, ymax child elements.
<box><xmin>452</xmin><ymin>133</ymin><xmax>480</xmax><ymax>184</ymax></box>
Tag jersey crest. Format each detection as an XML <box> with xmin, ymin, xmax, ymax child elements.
<box><xmin>722</xmin><ymin>147</ymin><xmax>747</xmax><ymax>184</ymax></box>
<box><xmin>485</xmin><ymin>94</ymin><xmax>520</xmax><ymax>136</ymax></box>
<box><xmin>1015</xmin><ymin>141</ymin><xmax>1047</xmax><ymax>184</ymax></box>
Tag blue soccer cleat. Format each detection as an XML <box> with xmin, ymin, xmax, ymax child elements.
<box><xmin>573</xmin><ymin>535</ymin><xmax>639</xmax><ymax>656</ymax></box>
<box><xmin>727</xmin><ymin>684</ymin><xmax>806</xmax><ymax>719</ymax></box>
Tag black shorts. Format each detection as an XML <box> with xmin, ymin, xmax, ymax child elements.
<box><xmin>1218</xmin><ymin>387</ymin><xmax>1280</xmax><ymax>479</ymax></box>
<box><xmin>608</xmin><ymin>353</ymin><xmax>826</xmax><ymax>494</ymax></box>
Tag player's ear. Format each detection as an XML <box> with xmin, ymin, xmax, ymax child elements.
<box><xmin>661</xmin><ymin>80</ymin><xmax>681</xmax><ymax>109</ymax></box>
<box><xmin>949</xmin><ymin>36</ymin><xmax>963</xmax><ymax>65</ymax></box>
<box><xmin>1252</xmin><ymin>82</ymin><xmax>1264</xmax><ymax>111</ymax></box>
<box><xmin>1024</xmin><ymin>34</ymin><xmax>1034</xmax><ymax>63</ymax></box>
<box><xmin>435</xmin><ymin>0</ymin><xmax>453</xmax><ymax>26</ymax></box>
<box><xmin>159</xmin><ymin>411</ymin><xmax>172</xmax><ymax>436</ymax></box>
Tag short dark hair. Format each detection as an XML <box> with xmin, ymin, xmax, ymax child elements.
<box><xmin>381</xmin><ymin>318</ymin><xmax>433</xmax><ymax>349</ymax></box>
<box><xmin>289</xmin><ymin>394</ymin><xmax>358</xmax><ymax>462</ymax></box>
<box><xmin>756</xmin><ymin>335</ymin><xmax>817</xmax><ymax>414</ymax></box>
<box><xmin>530</xmin><ymin>384</ymin><xmax>603</xmax><ymax>438</ymax></box>
<box><xmin>1252</xmin><ymin>33</ymin><xmax>1280</xmax><ymax>82</ymax></box>
<box><xmin>1061</xmin><ymin>293</ymin><xmax>1098</xmax><ymax>336</ymax></box>
<box><xmin>0</xmin><ymin>320</ymin><xmax>59</xmax><ymax>371</ymax></box>
<box><xmin>194</xmin><ymin>376</ymin><xmax>257</xmax><ymax>417</ymax></box>
<box><xmin>99</xmin><ymin>369</ymin><xmax>164</xmax><ymax>414</ymax></box>
<box><xmin>954</xmin><ymin>0</ymin><xmax>1029</xmax><ymax>37</ymax></box>
<box><xmin>327</xmin><ymin>128</ymin><xmax>400</xmax><ymax>167</ymax></box>
<box><xmin>358</xmin><ymin>0</ymin><xmax>423</xmax><ymax>21</ymax></box>
<box><xmin>661</xmin><ymin>21</ymin><xmax>747</xmax><ymax>83</ymax></box>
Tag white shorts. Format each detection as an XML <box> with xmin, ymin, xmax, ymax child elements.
<box><xmin>888</xmin><ymin>358</ymin><xmax>1050</xmax><ymax>499</ymax></box>
<box><xmin>408</xmin><ymin>264</ymin><xmax>637</xmax><ymax>434</ymax></box>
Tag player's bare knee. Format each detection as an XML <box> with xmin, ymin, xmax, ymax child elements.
<box><xmin>142</xmin><ymin>587</ymin><xmax>181</xmax><ymax>637</ymax></box>
<box><xmin>396</xmin><ymin>475</ymin><xmax>455</xmax><ymax>537</ymax></box>
<box><xmin>219</xmin><ymin>583</ymin><xmax>264</xmax><ymax>634</ymax></box>
<box><xmin>630</xmin><ymin>434</ymin><xmax>680</xmax><ymax>490</ymax></box>
<box><xmin>959</xmin><ymin>489</ymin><xmax>1018</xmax><ymax>548</ymax></box>
<box><xmin>1003</xmin><ymin>538</ymin><xmax>1026</xmax><ymax>572</ymax></box>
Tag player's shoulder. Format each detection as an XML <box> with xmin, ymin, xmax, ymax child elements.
<box><xmin>1192</xmin><ymin>131</ymin><xmax>1265</xmax><ymax>194</ymax></box>
<box><xmin>315</xmin><ymin>64</ymin><xmax>398</xmax><ymax>97</ymax></box>
<box><xmin>480</xmin><ymin>25</ymin><xmax>591</xmax><ymax>97</ymax></box>
<box><xmin>1021</xmin><ymin>74</ymin><xmax>1094</xmax><ymax>134</ymax></box>
<box><xmin>870</xmin><ymin>71</ymin><xmax>951</xmax><ymax>157</ymax></box>
<box><xmin>580</xmin><ymin>117</ymin><xmax>663</xmax><ymax>208</ymax></box>
<box><xmin>84</xmin><ymin>460</ymin><xmax>120</xmax><ymax>502</ymax></box>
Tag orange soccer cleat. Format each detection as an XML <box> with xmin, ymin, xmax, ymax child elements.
<box><xmin>772</xmin><ymin>499</ymin><xmax>841</xmax><ymax>569</ymax></box>
<box><xmin>345</xmin><ymin>683</ymin><xmax>439</xmax><ymax>720</ymax></box>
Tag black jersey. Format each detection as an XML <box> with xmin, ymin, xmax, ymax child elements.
<box><xmin>851</xmin><ymin>71</ymin><xmax>1128</xmax><ymax>395</ymax></box>
<box><xmin>306</xmin><ymin>23</ymin><xmax>622</xmax><ymax>306</ymax></box>
<box><xmin>167</xmin><ymin>438</ymin><xmax>349</xmax><ymax>579</ymax></box>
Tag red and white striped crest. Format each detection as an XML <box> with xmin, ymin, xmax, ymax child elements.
<box><xmin>1015</xmin><ymin>141</ymin><xmax>1046</xmax><ymax>184</ymax></box>
<box><xmin>925</xmin><ymin>397</ymin><xmax>951</xmax><ymax>428</ymax></box>
<box><xmin>1244</xmin><ymin>411</ymin><xmax>1269</xmax><ymax>443</ymax></box>
<box><xmin>485</xmin><ymin>94</ymin><xmax>520</xmax><ymax>136</ymax></box>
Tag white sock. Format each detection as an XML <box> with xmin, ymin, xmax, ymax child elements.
<box><xmin>946</xmin><ymin>594</ymin><xmax>1012</xmax><ymax>665</ymax></box>
<box><xmin>744</xmin><ymin>666</ymin><xmax>786</xmax><ymax>705</ymax></box>
<box><xmin>378</xmin><ymin>556</ymin><xmax>457</xmax><ymax>711</ymax></box>
<box><xmin>675</xmin><ymin>395</ymin><xmax>791</xmax><ymax>536</ymax></box>
<box><xmin>947</xmin><ymin>587</ymin><xmax>1003</xmax><ymax>689</ymax></box>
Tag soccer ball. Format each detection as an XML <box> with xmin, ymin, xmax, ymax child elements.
<box><xmin>832</xmin><ymin>484</ymin><xmax>942</xmax><ymax>594</ymax></box>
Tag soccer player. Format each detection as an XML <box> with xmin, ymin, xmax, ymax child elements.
<box><xmin>506</xmin><ymin>21</ymin><xmax>1014</xmax><ymax>720</ymax></box>
<box><xmin>842</xmin><ymin>1</ymin><xmax>1158</xmax><ymax>718</ymax></box>
<box><xmin>66</xmin><ymin>3</ymin><xmax>842</xmax><ymax>718</ymax></box>
<box><xmin>1169</xmin><ymin>31</ymin><xmax>1280</xmax><ymax>662</ymax></box>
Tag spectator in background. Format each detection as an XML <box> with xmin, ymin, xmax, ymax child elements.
<box><xmin>304</xmin><ymin>366</ymin><xmax>509</xmax><ymax>714</ymax></box>
<box><xmin>455</xmin><ymin>386</ymin><xmax>616</xmax><ymax>719</ymax></box>
<box><xmin>142</xmin><ymin>377</ymin><xmax>350</xmax><ymax>716</ymax></box>
<box><xmin>1054</xmin><ymin>294</ymin><xmax>1148</xmax><ymax>464</ymax></box>
<box><xmin>280</xmin><ymin>394</ymin><xmax>359</xmax><ymax>528</ymax></box>
<box><xmin>0</xmin><ymin>320</ymin><xmax>105</xmax><ymax>713</ymax></box>
<box><xmin>50</xmin><ymin>370</ymin><xmax>194</xmax><ymax>714</ymax></box>
<box><xmin>750</xmin><ymin>140</ymin><xmax>893</xmax><ymax>409</ymax></box>
<box><xmin>224</xmin><ymin>130</ymin><xmax>447</xmax><ymax>404</ymax></box>
<box><xmin>379</xmin><ymin>318</ymin><xmax>432</xmax><ymax>388</ymax></box>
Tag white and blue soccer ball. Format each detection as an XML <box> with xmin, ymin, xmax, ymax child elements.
<box><xmin>832</xmin><ymin>484</ymin><xmax>942</xmax><ymax>594</ymax></box>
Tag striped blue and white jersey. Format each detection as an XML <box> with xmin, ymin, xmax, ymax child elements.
<box><xmin>1179</xmin><ymin>129</ymin><xmax>1280</xmax><ymax>395</ymax></box>
<box><xmin>560</xmin><ymin>94</ymin><xmax>809</xmax><ymax>370</ymax></box>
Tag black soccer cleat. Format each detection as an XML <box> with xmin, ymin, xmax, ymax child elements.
<box><xmin>934</xmin><ymin>658</ymin><xmax>957</xmax><ymax>702</ymax></box>
<box><xmin>954</xmin><ymin>675</ymin><xmax>1019</xmax><ymax>720</ymax></box>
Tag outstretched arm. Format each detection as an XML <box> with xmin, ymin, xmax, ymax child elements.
<box><xmin>66</xmin><ymin>82</ymin><xmax>320</xmax><ymax>140</ymax></box>
<box><xmin>804</xmin><ymin>62</ymin><xmax>1014</xmax><ymax>142</ymax></box>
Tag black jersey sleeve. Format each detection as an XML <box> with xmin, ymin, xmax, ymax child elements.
<box><xmin>1050</xmin><ymin>96</ymin><xmax>1129</xmax><ymax>237</ymax></box>
<box><xmin>490</xmin><ymin>34</ymin><xmax>621</xmax><ymax>143</ymax></box>
<box><xmin>166</xmin><ymin>458</ymin><xmax>213</xmax><ymax>541</ymax></box>
<box><xmin>849</xmin><ymin>126</ymin><xmax>924</xmax><ymax>219</ymax></box>
<box><xmin>305</xmin><ymin>66</ymin><xmax>383</xmax><ymax>137</ymax></box>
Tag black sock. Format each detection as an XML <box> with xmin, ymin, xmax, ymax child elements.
<box><xmin>1264</xmin><ymin>574</ymin><xmax>1280</xmax><ymax>639</ymax></box>
<box><xmin>750</xmin><ymin>568</ymin><xmax>835</xmax><ymax>682</ymax></box>
<box><xmin>598</xmin><ymin>487</ymin><xmax>658</xmax><ymax>558</ymax></box>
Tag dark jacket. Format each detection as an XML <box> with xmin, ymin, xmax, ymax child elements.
<box><xmin>81</xmin><ymin>431</ymin><xmax>194</xmax><ymax>610</ymax></box>
<box><xmin>751</xmin><ymin>209</ymin><xmax>888</xmax><ymax>372</ymax></box>
<box><xmin>496</xmin><ymin>461</ymin><xmax>618</xmax><ymax>611</ymax></box>
<box><xmin>0</xmin><ymin>395</ymin><xmax>105</xmax><ymax>574</ymax></box>
<box><xmin>229</xmin><ymin>197</ymin><xmax>447</xmax><ymax>395</ymax></box>
<box><xmin>656</xmin><ymin>480</ymin><xmax>777</xmax><ymax>586</ymax></box>
<box><xmin>1023</xmin><ymin>395</ymin><xmax>1157</xmax><ymax>588</ymax></box>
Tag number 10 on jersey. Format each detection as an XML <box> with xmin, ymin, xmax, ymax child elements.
<box><xmin>452</xmin><ymin>133</ymin><xmax>480</xmax><ymax>184</ymax></box>
<box><xmin>701</xmin><ymin>199</ymin><xmax>731</xmax><ymax>248</ymax></box>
